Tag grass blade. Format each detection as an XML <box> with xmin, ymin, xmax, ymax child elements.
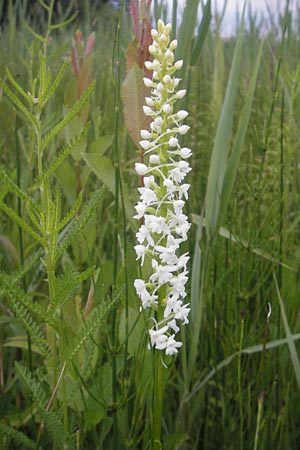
<box><xmin>204</xmin><ymin>8</ymin><xmax>245</xmax><ymax>239</ymax></box>
<box><xmin>273</xmin><ymin>272</ymin><xmax>300</xmax><ymax>390</ymax></box>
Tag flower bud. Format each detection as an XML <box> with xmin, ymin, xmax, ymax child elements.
<box><xmin>174</xmin><ymin>60</ymin><xmax>183</xmax><ymax>70</ymax></box>
<box><xmin>152</xmin><ymin>59</ymin><xmax>160</xmax><ymax>71</ymax></box>
<box><xmin>149</xmin><ymin>45</ymin><xmax>156</xmax><ymax>55</ymax></box>
<box><xmin>144</xmin><ymin>61</ymin><xmax>153</xmax><ymax>70</ymax></box>
<box><xmin>151</xmin><ymin>29</ymin><xmax>158</xmax><ymax>39</ymax></box>
<box><xmin>165</xmin><ymin>24</ymin><xmax>172</xmax><ymax>35</ymax></box>
<box><xmin>165</xmin><ymin>49</ymin><xmax>174</xmax><ymax>61</ymax></box>
<box><xmin>176</xmin><ymin>90</ymin><xmax>186</xmax><ymax>99</ymax></box>
<box><xmin>157</xmin><ymin>82</ymin><xmax>164</xmax><ymax>93</ymax></box>
<box><xmin>154</xmin><ymin>117</ymin><xmax>163</xmax><ymax>127</ymax></box>
<box><xmin>135</xmin><ymin>163</ymin><xmax>148</xmax><ymax>175</ymax></box>
<box><xmin>145</xmin><ymin>97</ymin><xmax>155</xmax><ymax>107</ymax></box>
<box><xmin>163</xmin><ymin>104</ymin><xmax>172</xmax><ymax>114</ymax></box>
<box><xmin>149</xmin><ymin>154</ymin><xmax>160</xmax><ymax>164</ymax></box>
<box><xmin>143</xmin><ymin>78</ymin><xmax>153</xmax><ymax>88</ymax></box>
<box><xmin>140</xmin><ymin>140</ymin><xmax>152</xmax><ymax>150</ymax></box>
<box><xmin>159</xmin><ymin>34</ymin><xmax>167</xmax><ymax>45</ymax></box>
<box><xmin>143</xmin><ymin>106</ymin><xmax>154</xmax><ymax>116</ymax></box>
<box><xmin>158</xmin><ymin>19</ymin><xmax>165</xmax><ymax>33</ymax></box>
<box><xmin>163</xmin><ymin>75</ymin><xmax>171</xmax><ymax>84</ymax></box>
<box><xmin>170</xmin><ymin>39</ymin><xmax>178</xmax><ymax>50</ymax></box>
<box><xmin>169</xmin><ymin>137</ymin><xmax>178</xmax><ymax>147</ymax></box>
<box><xmin>173</xmin><ymin>78</ymin><xmax>180</xmax><ymax>88</ymax></box>
<box><xmin>180</xmin><ymin>147</ymin><xmax>192</xmax><ymax>158</ymax></box>
<box><xmin>176</xmin><ymin>110</ymin><xmax>189</xmax><ymax>120</ymax></box>
<box><xmin>140</xmin><ymin>130</ymin><xmax>151</xmax><ymax>139</ymax></box>
<box><xmin>178</xmin><ymin>125</ymin><xmax>190</xmax><ymax>135</ymax></box>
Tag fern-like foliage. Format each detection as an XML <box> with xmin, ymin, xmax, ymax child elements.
<box><xmin>0</xmin><ymin>424</ymin><xmax>37</xmax><ymax>449</ymax></box>
<box><xmin>0</xmin><ymin>250</ymin><xmax>43</xmax><ymax>298</ymax></box>
<box><xmin>15</xmin><ymin>362</ymin><xmax>68</xmax><ymax>445</ymax></box>
<box><xmin>46</xmin><ymin>264</ymin><xmax>95</xmax><ymax>318</ymax></box>
<box><xmin>0</xmin><ymin>201</ymin><xmax>46</xmax><ymax>245</ymax></box>
<box><xmin>0</xmin><ymin>273</ymin><xmax>50</xmax><ymax>355</ymax></box>
<box><xmin>41</xmin><ymin>80</ymin><xmax>95</xmax><ymax>150</ymax></box>
<box><xmin>42</xmin><ymin>122</ymin><xmax>90</xmax><ymax>181</ymax></box>
<box><xmin>66</xmin><ymin>286</ymin><xmax>124</xmax><ymax>362</ymax></box>
<box><xmin>55</xmin><ymin>186</ymin><xmax>107</xmax><ymax>262</ymax></box>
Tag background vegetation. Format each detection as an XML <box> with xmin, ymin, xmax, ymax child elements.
<box><xmin>0</xmin><ymin>0</ymin><xmax>300</xmax><ymax>449</ymax></box>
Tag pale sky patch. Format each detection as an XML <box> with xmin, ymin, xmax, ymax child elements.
<box><xmin>167</xmin><ymin>0</ymin><xmax>298</xmax><ymax>36</ymax></box>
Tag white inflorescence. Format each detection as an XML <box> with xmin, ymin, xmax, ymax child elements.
<box><xmin>134</xmin><ymin>19</ymin><xmax>192</xmax><ymax>356</ymax></box>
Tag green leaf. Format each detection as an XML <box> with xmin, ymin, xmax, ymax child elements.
<box><xmin>82</xmin><ymin>153</ymin><xmax>135</xmax><ymax>223</ymax></box>
<box><xmin>41</xmin><ymin>80</ymin><xmax>95</xmax><ymax>150</ymax></box>
<box><xmin>190</xmin><ymin>0</ymin><xmax>212</xmax><ymax>66</ymax></box>
<box><xmin>177</xmin><ymin>0</ymin><xmax>201</xmax><ymax>73</ymax></box>
<box><xmin>0</xmin><ymin>424</ymin><xmax>37</xmax><ymax>449</ymax></box>
<box><xmin>40</xmin><ymin>59</ymin><xmax>68</xmax><ymax>108</ymax></box>
<box><xmin>0</xmin><ymin>273</ymin><xmax>51</xmax><ymax>355</ymax></box>
<box><xmin>4</xmin><ymin>336</ymin><xmax>44</xmax><ymax>355</ymax></box>
<box><xmin>0</xmin><ymin>78</ymin><xmax>36</xmax><ymax>126</ymax></box>
<box><xmin>83</xmin><ymin>154</ymin><xmax>115</xmax><ymax>192</ymax></box>
<box><xmin>5</xmin><ymin>67</ymin><xmax>31</xmax><ymax>105</ymax></box>
<box><xmin>44</xmin><ymin>122</ymin><xmax>90</xmax><ymax>180</ymax></box>
<box><xmin>220</xmin><ymin>41</ymin><xmax>263</xmax><ymax>224</ymax></box>
<box><xmin>23</xmin><ymin>20</ymin><xmax>45</xmax><ymax>43</ymax></box>
<box><xmin>274</xmin><ymin>273</ymin><xmax>300</xmax><ymax>390</ymax></box>
<box><xmin>0</xmin><ymin>165</ymin><xmax>40</xmax><ymax>213</ymax></box>
<box><xmin>89</xmin><ymin>135</ymin><xmax>114</xmax><ymax>156</ymax></box>
<box><xmin>15</xmin><ymin>362</ymin><xmax>68</xmax><ymax>443</ymax></box>
<box><xmin>0</xmin><ymin>234</ymin><xmax>20</xmax><ymax>269</ymax></box>
<box><xmin>66</xmin><ymin>286</ymin><xmax>124</xmax><ymax>362</ymax></box>
<box><xmin>55</xmin><ymin>186</ymin><xmax>107</xmax><ymax>262</ymax></box>
<box><xmin>204</xmin><ymin>13</ymin><xmax>245</xmax><ymax>239</ymax></box>
<box><xmin>0</xmin><ymin>201</ymin><xmax>46</xmax><ymax>246</ymax></box>
<box><xmin>121</xmin><ymin>63</ymin><xmax>151</xmax><ymax>147</ymax></box>
<box><xmin>57</xmin><ymin>191</ymin><xmax>83</xmax><ymax>233</ymax></box>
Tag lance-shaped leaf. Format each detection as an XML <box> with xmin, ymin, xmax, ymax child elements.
<box><xmin>121</xmin><ymin>63</ymin><xmax>151</xmax><ymax>147</ymax></box>
<box><xmin>204</xmin><ymin>14</ymin><xmax>245</xmax><ymax>240</ymax></box>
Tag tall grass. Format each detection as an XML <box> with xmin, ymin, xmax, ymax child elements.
<box><xmin>0</xmin><ymin>0</ymin><xmax>300</xmax><ymax>449</ymax></box>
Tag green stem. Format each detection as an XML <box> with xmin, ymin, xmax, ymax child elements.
<box><xmin>152</xmin><ymin>285</ymin><xmax>166</xmax><ymax>450</ymax></box>
<box><xmin>238</xmin><ymin>313</ymin><xmax>245</xmax><ymax>450</ymax></box>
<box><xmin>152</xmin><ymin>354</ymin><xmax>164</xmax><ymax>450</ymax></box>
<box><xmin>111</xmin><ymin>0</ymin><xmax>125</xmax><ymax>445</ymax></box>
<box><xmin>253</xmin><ymin>392</ymin><xmax>264</xmax><ymax>450</ymax></box>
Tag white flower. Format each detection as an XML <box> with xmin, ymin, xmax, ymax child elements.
<box><xmin>178</xmin><ymin>125</ymin><xmax>190</xmax><ymax>135</ymax></box>
<box><xmin>165</xmin><ymin>335</ymin><xmax>183</xmax><ymax>355</ymax></box>
<box><xmin>180</xmin><ymin>147</ymin><xmax>192</xmax><ymax>158</ymax></box>
<box><xmin>135</xmin><ymin>163</ymin><xmax>148</xmax><ymax>175</ymax></box>
<box><xmin>163</xmin><ymin>104</ymin><xmax>172</xmax><ymax>114</ymax></box>
<box><xmin>134</xmin><ymin>202</ymin><xmax>147</xmax><ymax>219</ymax></box>
<box><xmin>140</xmin><ymin>129</ymin><xmax>151</xmax><ymax>139</ymax></box>
<box><xmin>176</xmin><ymin>89</ymin><xmax>186</xmax><ymax>99</ymax></box>
<box><xmin>138</xmin><ymin>187</ymin><xmax>157</xmax><ymax>205</ymax></box>
<box><xmin>134</xmin><ymin>19</ymin><xmax>192</xmax><ymax>356</ymax></box>
<box><xmin>169</xmin><ymin>137</ymin><xmax>178</xmax><ymax>147</ymax></box>
<box><xmin>143</xmin><ymin>78</ymin><xmax>154</xmax><ymax>88</ymax></box>
<box><xmin>149</xmin><ymin>325</ymin><xmax>169</xmax><ymax>349</ymax></box>
<box><xmin>174</xmin><ymin>60</ymin><xmax>183</xmax><ymax>70</ymax></box>
<box><xmin>134</xmin><ymin>244</ymin><xmax>147</xmax><ymax>265</ymax></box>
<box><xmin>143</xmin><ymin>105</ymin><xmax>154</xmax><ymax>115</ymax></box>
<box><xmin>176</xmin><ymin>110</ymin><xmax>189</xmax><ymax>120</ymax></box>
<box><xmin>140</xmin><ymin>140</ymin><xmax>152</xmax><ymax>150</ymax></box>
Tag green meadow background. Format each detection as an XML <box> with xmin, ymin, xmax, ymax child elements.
<box><xmin>0</xmin><ymin>0</ymin><xmax>300</xmax><ymax>449</ymax></box>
